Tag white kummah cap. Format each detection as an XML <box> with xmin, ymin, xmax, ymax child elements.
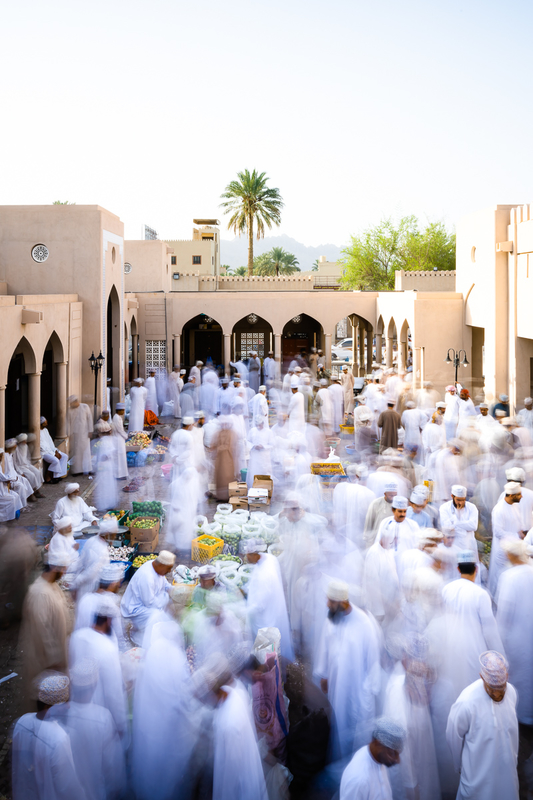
<box><xmin>291</xmin><ymin>377</ymin><xmax>300</xmax><ymax>388</ymax></box>
<box><xmin>359</xmin><ymin>411</ymin><xmax>372</xmax><ymax>422</ymax></box>
<box><xmin>500</xmin><ymin>394</ymin><xmax>509</xmax><ymax>402</ymax></box>
<box><xmin>501</xmin><ymin>539</ymin><xmax>530</xmax><ymax>562</ymax></box>
<box><xmin>196</xmin><ymin>361</ymin><xmax>204</xmax><ymax>366</ymax></box>
<box><xmin>501</xmin><ymin>417</ymin><xmax>516</xmax><ymax>427</ymax></box>
<box><xmin>480</xmin><ymin>402</ymin><xmax>489</xmax><ymax>409</ymax></box>
<box><xmin>410</xmin><ymin>491</ymin><xmax>426</xmax><ymax>504</ymax></box>
<box><xmin>194</xmin><ymin>411</ymin><xmax>205</xmax><ymax>419</ymax></box>
<box><xmin>99</xmin><ymin>517</ymin><xmax>119</xmax><ymax>534</ymax></box>
<box><xmin>36</xmin><ymin>672</ymin><xmax>70</xmax><ymax>705</ymax></box>
<box><xmin>405</xmin><ymin>400</ymin><xmax>415</xmax><ymax>409</ymax></box>
<box><xmin>457</xmin><ymin>550</ymin><xmax>476</xmax><ymax>563</ymax></box>
<box><xmin>70</xmin><ymin>658</ymin><xmax>99</xmax><ymax>687</ymax></box>
<box><xmin>414</xmin><ymin>484</ymin><xmax>429</xmax><ymax>498</ymax></box>
<box><xmin>96</xmin><ymin>595</ymin><xmax>119</xmax><ymax>618</ymax></box>
<box><xmin>327</xmin><ymin>579</ymin><xmax>349</xmax><ymax>602</ymax></box>
<box><xmin>16</xmin><ymin>433</ymin><xmax>28</xmax><ymax>442</ymax></box>
<box><xmin>65</xmin><ymin>482</ymin><xmax>80</xmax><ymax>494</ymax></box>
<box><xmin>436</xmin><ymin>401</ymin><xmax>446</xmax><ymax>409</ymax></box>
<box><xmin>182</xmin><ymin>417</ymin><xmax>194</xmax><ymax>426</ymax></box>
<box><xmin>504</xmin><ymin>481</ymin><xmax>522</xmax><ymax>495</ymax></box>
<box><xmin>384</xmin><ymin>482</ymin><xmax>398</xmax><ymax>492</ymax></box>
<box><xmin>40</xmin><ymin>416</ymin><xmax>47</xmax><ymax>424</ymax></box>
<box><xmin>525</xmin><ymin>397</ymin><xmax>533</xmax><ymax>404</ymax></box>
<box><xmin>180</xmin><ymin>369</ymin><xmax>186</xmax><ymax>375</ymax></box>
<box><xmin>68</xmin><ymin>395</ymin><xmax>78</xmax><ymax>403</ymax></box>
<box><xmin>116</xmin><ymin>403</ymin><xmax>125</xmax><ymax>410</ymax></box>
<box><xmin>94</xmin><ymin>420</ymin><xmax>111</xmax><ymax>433</ymax></box>
<box><xmin>451</xmin><ymin>485</ymin><xmax>467</xmax><ymax>498</ymax></box>
<box><xmin>198</xmin><ymin>564</ymin><xmax>217</xmax><ymax>578</ymax></box>
<box><xmin>27</xmin><ymin>433</ymin><xmax>36</xmax><ymax>442</ymax></box>
<box><xmin>259</xmin><ymin>385</ymin><xmax>267</xmax><ymax>392</ymax></box>
<box><xmin>4</xmin><ymin>438</ymin><xmax>17</xmax><ymax>449</ymax></box>
<box><xmin>156</xmin><ymin>550</ymin><xmax>176</xmax><ymax>566</ymax></box>
<box><xmin>424</xmin><ymin>528</ymin><xmax>443</xmax><ymax>541</ymax></box>
<box><xmin>245</xmin><ymin>538</ymin><xmax>267</xmax><ymax>554</ymax></box>
<box><xmin>372</xmin><ymin>717</ymin><xmax>405</xmax><ymax>752</ymax></box>
<box><xmin>479</xmin><ymin>651</ymin><xmax>508</xmax><ymax>687</ymax></box>
<box><xmin>506</xmin><ymin>467</ymin><xmax>526</xmax><ymax>483</ymax></box>
<box><xmin>392</xmin><ymin>496</ymin><xmax>408</xmax><ymax>510</ymax></box>
<box><xmin>320</xmin><ymin>379</ymin><xmax>328</xmax><ymax>386</ymax></box>
<box><xmin>55</xmin><ymin>516</ymin><xmax>72</xmax><ymax>531</ymax></box>
<box><xmin>100</xmin><ymin>563</ymin><xmax>124</xmax><ymax>583</ymax></box>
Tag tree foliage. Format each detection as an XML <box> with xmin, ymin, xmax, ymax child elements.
<box><xmin>53</xmin><ymin>200</ymin><xmax>75</xmax><ymax>205</ymax></box>
<box><xmin>340</xmin><ymin>216</ymin><xmax>456</xmax><ymax>291</ymax></box>
<box><xmin>220</xmin><ymin>169</ymin><xmax>283</xmax><ymax>277</ymax></box>
<box><xmin>254</xmin><ymin>246</ymin><xmax>300</xmax><ymax>277</ymax></box>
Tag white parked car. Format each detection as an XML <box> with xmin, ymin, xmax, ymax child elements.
<box><xmin>331</xmin><ymin>338</ymin><xmax>353</xmax><ymax>362</ymax></box>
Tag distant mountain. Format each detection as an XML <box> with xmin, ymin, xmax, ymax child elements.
<box><xmin>220</xmin><ymin>234</ymin><xmax>343</xmax><ymax>271</ymax></box>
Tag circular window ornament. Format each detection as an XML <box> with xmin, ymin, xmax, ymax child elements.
<box><xmin>31</xmin><ymin>244</ymin><xmax>49</xmax><ymax>263</ymax></box>
<box><xmin>124</xmin><ymin>262</ymin><xmax>132</xmax><ymax>274</ymax></box>
<box><xmin>248</xmin><ymin>314</ymin><xmax>258</xmax><ymax>325</ymax></box>
<box><xmin>292</xmin><ymin>315</ymin><xmax>301</xmax><ymax>324</ymax></box>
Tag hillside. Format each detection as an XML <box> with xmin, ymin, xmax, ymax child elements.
<box><xmin>220</xmin><ymin>234</ymin><xmax>343</xmax><ymax>271</ymax></box>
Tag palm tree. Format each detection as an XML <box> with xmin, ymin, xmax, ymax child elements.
<box><xmin>254</xmin><ymin>247</ymin><xmax>300</xmax><ymax>277</ymax></box>
<box><xmin>220</xmin><ymin>170</ymin><xmax>284</xmax><ymax>277</ymax></box>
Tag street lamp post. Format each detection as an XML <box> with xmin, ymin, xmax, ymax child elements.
<box><xmin>445</xmin><ymin>348</ymin><xmax>469</xmax><ymax>385</ymax></box>
<box><xmin>89</xmin><ymin>351</ymin><xmax>105</xmax><ymax>421</ymax></box>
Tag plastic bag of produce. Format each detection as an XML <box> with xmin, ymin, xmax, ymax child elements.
<box><xmin>216</xmin><ymin>503</ymin><xmax>232</xmax><ymax>515</ymax></box>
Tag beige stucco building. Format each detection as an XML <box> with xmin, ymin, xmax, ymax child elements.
<box><xmin>1</xmin><ymin>201</ymin><xmax>532</xmax><ymax>458</ymax></box>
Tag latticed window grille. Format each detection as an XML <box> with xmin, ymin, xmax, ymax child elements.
<box><xmin>145</xmin><ymin>340</ymin><xmax>167</xmax><ymax>374</ymax></box>
<box><xmin>239</xmin><ymin>332</ymin><xmax>265</xmax><ymax>359</ymax></box>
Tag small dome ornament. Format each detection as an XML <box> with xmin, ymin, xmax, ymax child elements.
<box><xmin>248</xmin><ymin>314</ymin><xmax>258</xmax><ymax>325</ymax></box>
<box><xmin>31</xmin><ymin>244</ymin><xmax>49</xmax><ymax>263</ymax></box>
<box><xmin>292</xmin><ymin>315</ymin><xmax>301</xmax><ymax>324</ymax></box>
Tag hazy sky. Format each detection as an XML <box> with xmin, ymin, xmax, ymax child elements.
<box><xmin>2</xmin><ymin>0</ymin><xmax>533</xmax><ymax>247</ymax></box>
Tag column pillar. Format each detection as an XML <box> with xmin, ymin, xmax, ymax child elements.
<box><xmin>274</xmin><ymin>333</ymin><xmax>282</xmax><ymax>379</ymax></box>
<box><xmin>223</xmin><ymin>334</ymin><xmax>231</xmax><ymax>377</ymax></box>
<box><xmin>28</xmin><ymin>372</ymin><xmax>42</xmax><ymax>464</ymax></box>
<box><xmin>375</xmin><ymin>333</ymin><xmax>383</xmax><ymax>365</ymax></box>
<box><xmin>366</xmin><ymin>326</ymin><xmax>373</xmax><ymax>374</ymax></box>
<box><xmin>386</xmin><ymin>337</ymin><xmax>394</xmax><ymax>368</ymax></box>
<box><xmin>325</xmin><ymin>333</ymin><xmax>332</xmax><ymax>371</ymax></box>
<box><xmin>173</xmin><ymin>334</ymin><xmax>181</xmax><ymax>368</ymax></box>
<box><xmin>358</xmin><ymin>325</ymin><xmax>365</xmax><ymax>377</ymax></box>
<box><xmin>56</xmin><ymin>362</ymin><xmax>68</xmax><ymax>443</ymax></box>
<box><xmin>0</xmin><ymin>385</ymin><xmax>5</xmax><ymax>451</ymax></box>
<box><xmin>132</xmin><ymin>335</ymin><xmax>139</xmax><ymax>379</ymax></box>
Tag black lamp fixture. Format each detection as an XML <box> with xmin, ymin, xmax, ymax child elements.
<box><xmin>89</xmin><ymin>350</ymin><xmax>105</xmax><ymax>420</ymax></box>
<box><xmin>445</xmin><ymin>348</ymin><xmax>469</xmax><ymax>385</ymax></box>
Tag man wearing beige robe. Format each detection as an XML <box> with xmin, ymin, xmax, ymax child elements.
<box><xmin>19</xmin><ymin>559</ymin><xmax>70</xmax><ymax>710</ymax></box>
<box><xmin>341</xmin><ymin>366</ymin><xmax>355</xmax><ymax>415</ymax></box>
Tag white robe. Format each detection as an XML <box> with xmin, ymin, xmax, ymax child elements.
<box><xmin>251</xmin><ymin>392</ymin><xmax>268</xmax><ymax>427</ymax></box>
<box><xmin>213</xmin><ymin>684</ymin><xmax>268</xmax><ymax>800</ymax></box>
<box><xmin>93</xmin><ymin>437</ymin><xmax>118</xmax><ymax>512</ymax></box>
<box><xmin>287</xmin><ymin>390</ymin><xmax>305</xmax><ymax>434</ymax></box>
<box><xmin>263</xmin><ymin>356</ymin><xmax>277</xmax><ymax>387</ymax></box>
<box><xmin>168</xmin><ymin>371</ymin><xmax>182</xmax><ymax>418</ymax></box>
<box><xmin>446</xmin><ymin>679</ymin><xmax>519</xmax><ymax>800</ymax></box>
<box><xmin>441</xmin><ymin>578</ymin><xmax>504</xmax><ymax>697</ymax></box>
<box><xmin>328</xmin><ymin>383</ymin><xmax>344</xmax><ymax>432</ymax></box>
<box><xmin>246</xmin><ymin>552</ymin><xmax>294</xmax><ymax>661</ymax></box>
<box><xmin>169</xmin><ymin>427</ymin><xmax>194</xmax><ymax>477</ymax></box>
<box><xmin>333</xmin><ymin>482</ymin><xmax>376</xmax><ymax>550</ymax></box>
<box><xmin>129</xmin><ymin>385</ymin><xmax>147</xmax><ymax>432</ymax></box>
<box><xmin>316</xmin><ymin>387</ymin><xmax>334</xmax><ymax>434</ymax></box>
<box><xmin>340</xmin><ymin>745</ymin><xmax>392</xmax><ymax>800</ymax></box>
<box><xmin>68</xmin><ymin>403</ymin><xmax>93</xmax><ymax>474</ymax></box>
<box><xmin>315</xmin><ymin>606</ymin><xmax>381</xmax><ymax>760</ymax></box>
<box><xmin>75</xmin><ymin>590</ymin><xmax>125</xmax><ymax>650</ymax></box>
<box><xmin>111</xmin><ymin>413</ymin><xmax>128</xmax><ymax>478</ymax></box>
<box><xmin>48</xmin><ymin>531</ymin><xmax>79</xmax><ymax>571</ymax></box>
<box><xmin>0</xmin><ymin>467</ymin><xmax>22</xmax><ymax>521</ymax></box>
<box><xmin>70</xmin><ymin>535</ymin><xmax>109</xmax><ymax>599</ymax></box>
<box><xmin>246</xmin><ymin>425</ymin><xmax>274</xmax><ymax>489</ymax></box>
<box><xmin>439</xmin><ymin>500</ymin><xmax>479</xmax><ymax>552</ymax></box>
<box><xmin>132</xmin><ymin>626</ymin><xmax>199</xmax><ymax>800</ymax></box>
<box><xmin>48</xmin><ymin>698</ymin><xmax>126</xmax><ymax>800</ymax></box>
<box><xmin>167</xmin><ymin>467</ymin><xmax>200</xmax><ymax>551</ymax></box>
<box><xmin>40</xmin><ymin>427</ymin><xmax>68</xmax><ymax>477</ymax></box>
<box><xmin>497</xmin><ymin>564</ymin><xmax>533</xmax><ymax>724</ymax></box>
<box><xmin>364</xmin><ymin>539</ymin><xmax>400</xmax><ymax>625</ymax></box>
<box><xmin>69</xmin><ymin>627</ymin><xmax>127</xmax><ymax>739</ymax></box>
<box><xmin>144</xmin><ymin>376</ymin><xmax>159</xmax><ymax>415</ymax></box>
<box><xmin>12</xmin><ymin>442</ymin><xmax>42</xmax><ymax>490</ymax></box>
<box><xmin>52</xmin><ymin>494</ymin><xmax>97</xmax><ymax>532</ymax></box>
<box><xmin>247</xmin><ymin>356</ymin><xmax>261</xmax><ymax>393</ymax></box>
<box><xmin>12</xmin><ymin>713</ymin><xmax>85</xmax><ymax>800</ymax></box>
<box><xmin>489</xmin><ymin>498</ymin><xmax>523</xmax><ymax>597</ymax></box>
<box><xmin>401</xmin><ymin>407</ymin><xmax>425</xmax><ymax>448</ymax></box>
<box><xmin>3</xmin><ymin>452</ymin><xmax>32</xmax><ymax>504</ymax></box>
<box><xmin>120</xmin><ymin>559</ymin><xmax>171</xmax><ymax>642</ymax></box>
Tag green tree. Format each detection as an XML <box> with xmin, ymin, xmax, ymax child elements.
<box><xmin>220</xmin><ymin>170</ymin><xmax>284</xmax><ymax>277</ymax></box>
<box><xmin>340</xmin><ymin>216</ymin><xmax>455</xmax><ymax>291</ymax></box>
<box><xmin>53</xmin><ymin>200</ymin><xmax>76</xmax><ymax>205</ymax></box>
<box><xmin>312</xmin><ymin>259</ymin><xmax>319</xmax><ymax>271</ymax></box>
<box><xmin>254</xmin><ymin>247</ymin><xmax>300</xmax><ymax>277</ymax></box>
<box><xmin>228</xmin><ymin>265</ymin><xmax>249</xmax><ymax>276</ymax></box>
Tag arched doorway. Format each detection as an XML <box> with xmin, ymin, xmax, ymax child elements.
<box><xmin>387</xmin><ymin>318</ymin><xmax>398</xmax><ymax>368</ymax></box>
<box><xmin>106</xmin><ymin>286</ymin><xmax>121</xmax><ymax>412</ymax></box>
<box><xmin>232</xmin><ymin>313</ymin><xmax>274</xmax><ymax>372</ymax></box>
<box><xmin>182</xmin><ymin>314</ymin><xmax>223</xmax><ymax>371</ymax></box>
<box><xmin>40</xmin><ymin>332</ymin><xmax>64</xmax><ymax>439</ymax></box>
<box><xmin>399</xmin><ymin>320</ymin><xmax>412</xmax><ymax>374</ymax></box>
<box><xmin>5</xmin><ymin>338</ymin><xmax>37</xmax><ymax>440</ymax></box>
<box><xmin>282</xmin><ymin>313</ymin><xmax>323</xmax><ymax>373</ymax></box>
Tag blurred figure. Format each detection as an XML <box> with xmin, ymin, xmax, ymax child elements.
<box><xmin>111</xmin><ymin>403</ymin><xmax>128</xmax><ymax>479</ymax></box>
<box><xmin>213</xmin><ymin>415</ymin><xmax>238</xmax><ymax>501</ymax></box>
<box><xmin>169</xmin><ymin>416</ymin><xmax>194</xmax><ymax>478</ymax></box>
<box><xmin>48</xmin><ymin>517</ymin><xmax>79</xmax><ymax>581</ymax></box>
<box><xmin>0</xmin><ymin>527</ymin><xmax>37</xmax><ymax>626</ymax></box>
<box><xmin>12</xmin><ymin>672</ymin><xmax>85</xmax><ymax>800</ymax></box>
<box><xmin>333</xmin><ymin>464</ymin><xmax>375</xmax><ymax>550</ymax></box>
<box><xmin>145</xmin><ymin>369</ymin><xmax>159</xmax><ymax>416</ymax></box>
<box><xmin>93</xmin><ymin>421</ymin><xmax>117</xmax><ymax>512</ymax></box>
<box><xmin>129</xmin><ymin>378</ymin><xmax>147</xmax><ymax>433</ymax></box>
<box><xmin>340</xmin><ymin>718</ymin><xmax>405</xmax><ymax>800</ymax></box>
<box><xmin>378</xmin><ymin>400</ymin><xmax>402</xmax><ymax>452</ymax></box>
<box><xmin>263</xmin><ymin>350</ymin><xmax>277</xmax><ymax>387</ymax></box>
<box><xmin>120</xmin><ymin>550</ymin><xmax>175</xmax><ymax>645</ymax></box>
<box><xmin>329</xmin><ymin>375</ymin><xmax>344</xmax><ymax>433</ymax></box>
<box><xmin>71</xmin><ymin>518</ymin><xmax>114</xmax><ymax>600</ymax></box>
<box><xmin>248</xmin><ymin>350</ymin><xmax>261</xmax><ymax>393</ymax></box>
<box><xmin>168</xmin><ymin>365</ymin><xmax>183</xmax><ymax>419</ymax></box>
<box><xmin>75</xmin><ymin>562</ymin><xmax>125</xmax><ymax>649</ymax></box>
<box><xmin>3</xmin><ymin>439</ymin><xmax>34</xmax><ymax>505</ymax></box>
<box><xmin>340</xmin><ymin>365</ymin><xmax>354</xmax><ymax>415</ymax></box>
<box><xmin>68</xmin><ymin>395</ymin><xmax>93</xmax><ymax>475</ymax></box>
<box><xmin>0</xmin><ymin>448</ymin><xmax>23</xmax><ymax>520</ymax></box>
<box><xmin>13</xmin><ymin>433</ymin><xmax>44</xmax><ymax>497</ymax></box>
<box><xmin>489</xmin><ymin>481</ymin><xmax>524</xmax><ymax>598</ymax></box>
<box><xmin>247</xmin><ymin>414</ymin><xmax>274</xmax><ymax>488</ymax></box>
<box><xmin>363</xmin><ymin>481</ymin><xmax>398</xmax><ymax>549</ymax></box>
<box><xmin>40</xmin><ymin>416</ymin><xmax>68</xmax><ymax>482</ymax></box>
<box><xmin>446</xmin><ymin>650</ymin><xmax>519</xmax><ymax>800</ymax></box>
<box><xmin>167</xmin><ymin>467</ymin><xmax>200</xmax><ymax>553</ymax></box>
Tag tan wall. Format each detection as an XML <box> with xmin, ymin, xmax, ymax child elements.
<box><xmin>394</xmin><ymin>270</ymin><xmax>456</xmax><ymax>291</ymax></box>
<box><xmin>164</xmin><ymin>239</ymin><xmax>216</xmax><ymax>275</ymax></box>
<box><xmin>124</xmin><ymin>240</ymin><xmax>172</xmax><ymax>293</ymax></box>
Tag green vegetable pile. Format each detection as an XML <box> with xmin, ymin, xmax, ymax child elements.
<box><xmin>131</xmin><ymin>517</ymin><xmax>158</xmax><ymax>529</ymax></box>
<box><xmin>222</xmin><ymin>530</ymin><xmax>241</xmax><ymax>549</ymax></box>
<box><xmin>132</xmin><ymin>501</ymin><xmax>165</xmax><ymax>520</ymax></box>
<box><xmin>199</xmin><ymin>536</ymin><xmax>220</xmax><ymax>546</ymax></box>
<box><xmin>211</xmin><ymin>554</ymin><xmax>241</xmax><ymax>564</ymax></box>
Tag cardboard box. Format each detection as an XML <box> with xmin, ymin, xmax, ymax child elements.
<box><xmin>249</xmin><ymin>501</ymin><xmax>271</xmax><ymax>512</ymax></box>
<box><xmin>129</xmin><ymin>517</ymin><xmax>160</xmax><ymax>546</ymax></box>
<box><xmin>135</xmin><ymin>532</ymin><xmax>159</xmax><ymax>554</ymax></box>
<box><xmin>229</xmin><ymin>481</ymin><xmax>248</xmax><ymax>497</ymax></box>
<box><xmin>229</xmin><ymin>495</ymin><xmax>248</xmax><ymax>511</ymax></box>
<box><xmin>253</xmin><ymin>475</ymin><xmax>273</xmax><ymax>497</ymax></box>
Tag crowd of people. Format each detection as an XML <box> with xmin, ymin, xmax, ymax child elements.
<box><xmin>6</xmin><ymin>347</ymin><xmax>533</xmax><ymax>800</ymax></box>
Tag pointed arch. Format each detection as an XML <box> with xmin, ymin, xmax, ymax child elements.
<box><xmin>182</xmin><ymin>313</ymin><xmax>223</xmax><ymax>370</ymax></box>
